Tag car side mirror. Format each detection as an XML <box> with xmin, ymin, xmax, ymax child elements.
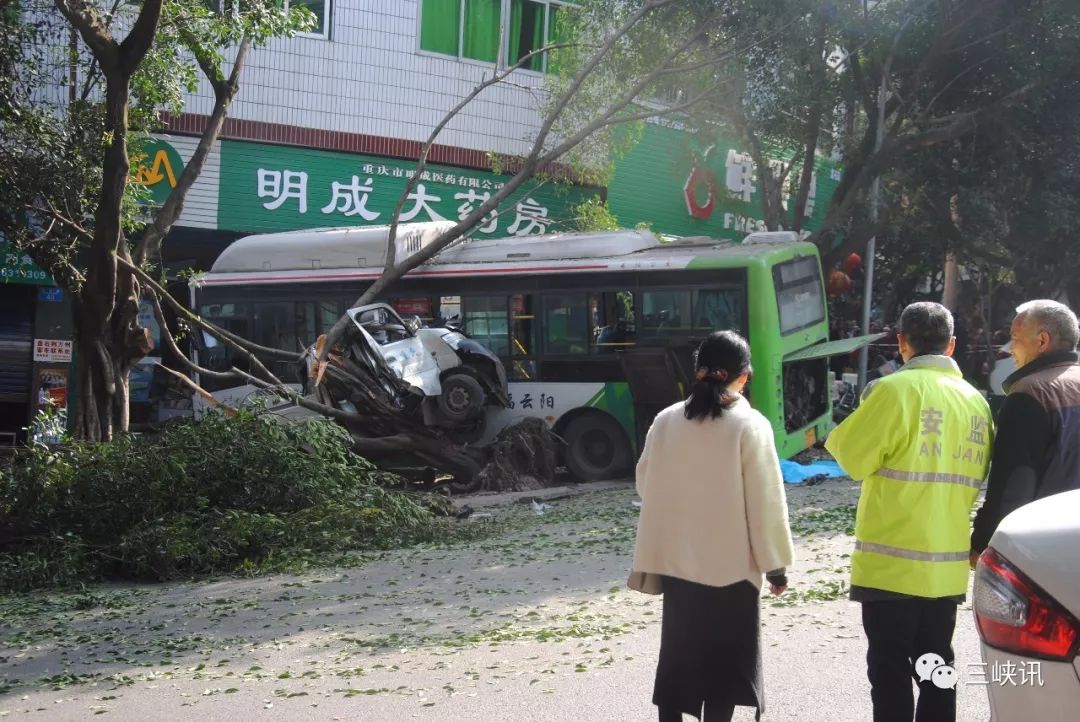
<box><xmin>403</xmin><ymin>315</ymin><xmax>422</xmax><ymax>334</ymax></box>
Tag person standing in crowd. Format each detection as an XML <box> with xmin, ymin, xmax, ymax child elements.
<box><xmin>971</xmin><ymin>299</ymin><xmax>1080</xmax><ymax>557</ymax></box>
<box><xmin>826</xmin><ymin>302</ymin><xmax>992</xmax><ymax>722</ymax></box>
<box><xmin>629</xmin><ymin>330</ymin><xmax>794</xmax><ymax>722</ymax></box>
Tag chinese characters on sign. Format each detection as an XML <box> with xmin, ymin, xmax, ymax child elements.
<box><xmin>33</xmin><ymin>339</ymin><xmax>73</xmax><ymax>363</ymax></box>
<box><xmin>321</xmin><ymin>176</ymin><xmax>380</xmax><ymax>220</ymax></box>
<box><xmin>506</xmin><ymin>391</ymin><xmax>558</xmax><ymax>411</ymax></box>
<box><xmin>258</xmin><ymin>169</ymin><xmax>308</xmax><ymax>213</ymax></box>
<box><xmin>1</xmin><ymin>248</ymin><xmax>51</xmax><ymax>285</ymax></box>
<box><xmin>720</xmin><ymin>148</ymin><xmax>817</xmax><ymax>215</ymax></box>
<box><xmin>252</xmin><ymin>165</ymin><xmax>553</xmax><ymax>237</ymax></box>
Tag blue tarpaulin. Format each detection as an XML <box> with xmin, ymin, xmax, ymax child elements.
<box><xmin>780</xmin><ymin>459</ymin><xmax>848</xmax><ymax>485</ymax></box>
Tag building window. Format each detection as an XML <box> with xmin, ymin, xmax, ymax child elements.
<box><xmin>420</xmin><ymin>0</ymin><xmax>502</xmax><ymax>63</ymax></box>
<box><xmin>509</xmin><ymin>0</ymin><xmax>563</xmax><ymax>72</ymax></box>
<box><xmin>220</xmin><ymin>0</ymin><xmax>331</xmax><ymax>39</ymax></box>
<box><xmin>420</xmin><ymin>0</ymin><xmax>565</xmax><ymax>71</ymax></box>
<box><xmin>292</xmin><ymin>0</ymin><xmax>330</xmax><ymax>38</ymax></box>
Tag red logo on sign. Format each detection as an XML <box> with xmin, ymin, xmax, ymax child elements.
<box><xmin>684</xmin><ymin>166</ymin><xmax>718</xmax><ymax>219</ymax></box>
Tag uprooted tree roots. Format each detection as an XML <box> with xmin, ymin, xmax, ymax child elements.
<box><xmin>300</xmin><ymin>330</ymin><xmax>560</xmax><ymax>493</ymax></box>
<box><xmin>462</xmin><ymin>417</ymin><xmax>559</xmax><ymax>494</ymax></box>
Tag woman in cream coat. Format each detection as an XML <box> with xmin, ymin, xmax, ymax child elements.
<box><xmin>630</xmin><ymin>330</ymin><xmax>795</xmax><ymax>722</ymax></box>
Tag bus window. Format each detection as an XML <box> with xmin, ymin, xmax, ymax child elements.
<box><xmin>591</xmin><ymin>290</ymin><xmax>636</xmax><ymax>353</ymax></box>
<box><xmin>298</xmin><ymin>302</ymin><xmax>321</xmax><ymax>346</ymax></box>
<box><xmin>511</xmin><ymin>294</ymin><xmax>537</xmax><ymax>380</ymax></box>
<box><xmin>773</xmin><ymin>256</ymin><xmax>825</xmax><ymax>334</ymax></box>
<box><xmin>544</xmin><ymin>294</ymin><xmax>589</xmax><ymax>354</ymax></box>
<box><xmin>641</xmin><ymin>291</ymin><xmax>691</xmax><ymax>335</ymax></box>
<box><xmin>253</xmin><ymin>302</ymin><xmax>300</xmax><ymax>353</ymax></box>
<box><xmin>463</xmin><ymin>296</ymin><xmax>510</xmax><ymax>356</ymax></box>
<box><xmin>252</xmin><ymin>302</ymin><xmax>308</xmax><ymax>381</ymax></box>
<box><xmin>693</xmin><ymin>288</ymin><xmax>744</xmax><ymax>334</ymax></box>
<box><xmin>199</xmin><ymin>303</ymin><xmax>250</xmax><ymax>389</ymax></box>
<box><xmin>317</xmin><ymin>300</ymin><xmax>340</xmax><ymax>334</ymax></box>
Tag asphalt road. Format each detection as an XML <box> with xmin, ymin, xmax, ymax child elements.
<box><xmin>0</xmin><ymin>482</ymin><xmax>991</xmax><ymax>721</ymax></box>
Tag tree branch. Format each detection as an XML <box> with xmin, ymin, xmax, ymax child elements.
<box><xmin>118</xmin><ymin>0</ymin><xmax>164</xmax><ymax>77</ymax></box>
<box><xmin>381</xmin><ymin>40</ymin><xmax>576</xmax><ymax>272</ymax></box>
<box><xmin>792</xmin><ymin>12</ymin><xmax>829</xmax><ymax>231</ymax></box>
<box><xmin>53</xmin><ymin>0</ymin><xmax>119</xmax><ymax>73</ymax></box>
<box><xmin>317</xmin><ymin>1</ymin><xmax>684</xmax><ymax>364</ymax></box>
<box><xmin>896</xmin><ymin>80</ymin><xmax>1044</xmax><ymax>150</ymax></box>
<box><xmin>146</xmin><ymin>290</ymin><xmax>239</xmax><ymax>382</ymax></box>
<box><xmin>116</xmin><ymin>255</ymin><xmax>294</xmax><ymax>388</ymax></box>
<box><xmin>135</xmin><ymin>37</ymin><xmax>252</xmax><ymax>264</ymax></box>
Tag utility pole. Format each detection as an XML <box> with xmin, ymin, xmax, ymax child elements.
<box><xmin>857</xmin><ymin>67</ymin><xmax>888</xmax><ymax>391</ymax></box>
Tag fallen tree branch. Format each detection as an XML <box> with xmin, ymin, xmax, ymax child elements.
<box><xmin>145</xmin><ymin>289</ymin><xmax>239</xmax><ymax>381</ymax></box>
<box><xmin>117</xmin><ymin>255</ymin><xmax>295</xmax><ymax>373</ymax></box>
<box><xmin>155</xmin><ymin>362</ymin><xmax>237</xmax><ymax>417</ymax></box>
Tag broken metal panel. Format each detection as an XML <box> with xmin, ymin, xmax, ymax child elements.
<box><xmin>782</xmin><ymin>333</ymin><xmax>885</xmax><ymax>363</ymax></box>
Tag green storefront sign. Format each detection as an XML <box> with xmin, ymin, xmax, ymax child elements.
<box><xmin>0</xmin><ymin>241</ymin><xmax>52</xmax><ymax>285</ymax></box>
<box><xmin>217</xmin><ymin>141</ymin><xmax>596</xmax><ymax>236</ymax></box>
<box><xmin>607</xmin><ymin>122</ymin><xmax>841</xmax><ymax>241</ymax></box>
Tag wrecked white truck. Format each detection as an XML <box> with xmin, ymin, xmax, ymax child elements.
<box><xmin>304</xmin><ymin>302</ymin><xmax>509</xmax><ymax>441</ymax></box>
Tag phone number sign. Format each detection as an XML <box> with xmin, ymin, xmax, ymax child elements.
<box><xmin>34</xmin><ymin>339</ymin><xmax>73</xmax><ymax>363</ymax></box>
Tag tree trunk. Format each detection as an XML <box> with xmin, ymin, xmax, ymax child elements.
<box><xmin>72</xmin><ymin>283</ymin><xmax>149</xmax><ymax>442</ymax></box>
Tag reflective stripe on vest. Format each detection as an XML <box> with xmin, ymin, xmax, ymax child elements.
<box><xmin>875</xmin><ymin>467</ymin><xmax>984</xmax><ymax>490</ymax></box>
<box><xmin>855</xmin><ymin>540</ymin><xmax>969</xmax><ymax>563</ymax></box>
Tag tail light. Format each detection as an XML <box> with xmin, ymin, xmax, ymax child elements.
<box><xmin>974</xmin><ymin>548</ymin><xmax>1080</xmax><ymax>661</ymax></box>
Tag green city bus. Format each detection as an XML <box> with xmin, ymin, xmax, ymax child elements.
<box><xmin>191</xmin><ymin>223</ymin><xmax>876</xmax><ymax>480</ymax></box>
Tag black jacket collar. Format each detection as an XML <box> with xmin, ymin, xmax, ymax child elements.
<box><xmin>1003</xmin><ymin>350</ymin><xmax>1080</xmax><ymax>393</ymax></box>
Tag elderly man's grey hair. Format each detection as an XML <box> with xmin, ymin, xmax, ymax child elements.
<box><xmin>1016</xmin><ymin>300</ymin><xmax>1080</xmax><ymax>352</ymax></box>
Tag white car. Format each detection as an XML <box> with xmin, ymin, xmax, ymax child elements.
<box><xmin>972</xmin><ymin>489</ymin><xmax>1080</xmax><ymax>720</ymax></box>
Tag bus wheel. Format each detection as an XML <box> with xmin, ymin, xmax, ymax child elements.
<box><xmin>438</xmin><ymin>373</ymin><xmax>485</xmax><ymax>424</ymax></box>
<box><xmin>563</xmin><ymin>414</ymin><xmax>631</xmax><ymax>482</ymax></box>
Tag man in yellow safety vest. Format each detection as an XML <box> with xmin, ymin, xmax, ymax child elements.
<box><xmin>826</xmin><ymin>302</ymin><xmax>992</xmax><ymax>722</ymax></box>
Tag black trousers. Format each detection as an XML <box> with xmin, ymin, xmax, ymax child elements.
<box><xmin>658</xmin><ymin>703</ymin><xmax>734</xmax><ymax>722</ymax></box>
<box><xmin>861</xmin><ymin>598</ymin><xmax>959</xmax><ymax>722</ymax></box>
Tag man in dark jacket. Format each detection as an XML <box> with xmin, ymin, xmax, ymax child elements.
<box><xmin>971</xmin><ymin>299</ymin><xmax>1080</xmax><ymax>558</ymax></box>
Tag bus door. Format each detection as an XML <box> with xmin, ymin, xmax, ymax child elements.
<box><xmin>618</xmin><ymin>347</ymin><xmax>687</xmax><ymax>451</ymax></box>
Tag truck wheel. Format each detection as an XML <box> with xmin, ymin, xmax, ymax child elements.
<box><xmin>437</xmin><ymin>373</ymin><xmax>485</xmax><ymax>424</ymax></box>
<box><xmin>563</xmin><ymin>414</ymin><xmax>630</xmax><ymax>482</ymax></box>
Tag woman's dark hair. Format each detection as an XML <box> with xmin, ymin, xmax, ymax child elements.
<box><xmin>684</xmin><ymin>330</ymin><xmax>752</xmax><ymax>421</ymax></box>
